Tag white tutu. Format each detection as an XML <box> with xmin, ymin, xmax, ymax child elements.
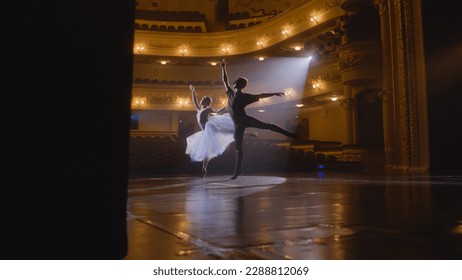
<box><xmin>185</xmin><ymin>113</ymin><xmax>235</xmax><ymax>162</ymax></box>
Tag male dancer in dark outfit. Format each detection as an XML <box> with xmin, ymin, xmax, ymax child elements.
<box><xmin>220</xmin><ymin>59</ymin><xmax>299</xmax><ymax>179</ymax></box>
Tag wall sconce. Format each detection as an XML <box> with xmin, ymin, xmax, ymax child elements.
<box><xmin>310</xmin><ymin>16</ymin><xmax>318</xmax><ymax>24</ymax></box>
<box><xmin>311</xmin><ymin>77</ymin><xmax>324</xmax><ymax>91</ymax></box>
<box><xmin>294</xmin><ymin>46</ymin><xmax>302</xmax><ymax>51</ymax></box>
<box><xmin>312</xmin><ymin>82</ymin><xmax>321</xmax><ymax>90</ymax></box>
<box><xmin>159</xmin><ymin>60</ymin><xmax>168</xmax><ymax>65</ymax></box>
<box><xmin>284</xmin><ymin>87</ymin><xmax>295</xmax><ymax>96</ymax></box>
<box><xmin>281</xmin><ymin>29</ymin><xmax>289</xmax><ymax>36</ymax></box>
<box><xmin>178</xmin><ymin>98</ymin><xmax>188</xmax><ymax>108</ymax></box>
<box><xmin>135</xmin><ymin>43</ymin><xmax>146</xmax><ymax>54</ymax></box>
<box><xmin>210</xmin><ymin>61</ymin><xmax>218</xmax><ymax>66</ymax></box>
<box><xmin>256</xmin><ymin>41</ymin><xmax>263</xmax><ymax>48</ymax></box>
<box><xmin>330</xmin><ymin>97</ymin><xmax>338</xmax><ymax>101</ymax></box>
<box><xmin>179</xmin><ymin>48</ymin><xmax>188</xmax><ymax>56</ymax></box>
<box><xmin>221</xmin><ymin>47</ymin><xmax>230</xmax><ymax>54</ymax></box>
<box><xmin>132</xmin><ymin>96</ymin><xmax>147</xmax><ymax>107</ymax></box>
<box><xmin>258</xmin><ymin>56</ymin><xmax>265</xmax><ymax>61</ymax></box>
<box><xmin>296</xmin><ymin>104</ymin><xmax>304</xmax><ymax>108</ymax></box>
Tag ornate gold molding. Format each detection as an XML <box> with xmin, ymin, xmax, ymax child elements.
<box><xmin>338</xmin><ymin>41</ymin><xmax>380</xmax><ymax>70</ymax></box>
<box><xmin>308</xmin><ymin>67</ymin><xmax>342</xmax><ymax>85</ymax></box>
<box><xmin>338</xmin><ymin>41</ymin><xmax>381</xmax><ymax>87</ymax></box>
<box><xmin>134</xmin><ymin>0</ymin><xmax>344</xmax><ymax>57</ymax></box>
<box><xmin>394</xmin><ymin>0</ymin><xmax>420</xmax><ymax>168</ymax></box>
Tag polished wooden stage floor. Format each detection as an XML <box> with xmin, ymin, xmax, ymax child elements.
<box><xmin>125</xmin><ymin>171</ymin><xmax>462</xmax><ymax>260</ymax></box>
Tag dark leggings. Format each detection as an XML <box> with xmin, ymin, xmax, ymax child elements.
<box><xmin>232</xmin><ymin>115</ymin><xmax>294</xmax><ymax>176</ymax></box>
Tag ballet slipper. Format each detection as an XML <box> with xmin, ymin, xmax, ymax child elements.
<box><xmin>201</xmin><ymin>168</ymin><xmax>207</xmax><ymax>178</ymax></box>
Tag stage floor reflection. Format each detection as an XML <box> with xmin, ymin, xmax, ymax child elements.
<box><xmin>125</xmin><ymin>172</ymin><xmax>462</xmax><ymax>259</ymax></box>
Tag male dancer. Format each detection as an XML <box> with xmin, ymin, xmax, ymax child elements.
<box><xmin>220</xmin><ymin>59</ymin><xmax>299</xmax><ymax>179</ymax></box>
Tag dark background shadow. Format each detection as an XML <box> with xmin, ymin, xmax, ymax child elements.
<box><xmin>422</xmin><ymin>1</ymin><xmax>462</xmax><ymax>173</ymax></box>
<box><xmin>2</xmin><ymin>0</ymin><xmax>134</xmax><ymax>259</ymax></box>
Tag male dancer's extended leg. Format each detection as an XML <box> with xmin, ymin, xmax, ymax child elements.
<box><xmin>231</xmin><ymin>125</ymin><xmax>245</xmax><ymax>180</ymax></box>
<box><xmin>246</xmin><ymin>116</ymin><xmax>299</xmax><ymax>139</ymax></box>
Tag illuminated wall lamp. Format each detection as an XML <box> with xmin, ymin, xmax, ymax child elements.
<box><xmin>179</xmin><ymin>99</ymin><xmax>188</xmax><ymax>108</ymax></box>
<box><xmin>222</xmin><ymin>47</ymin><xmax>230</xmax><ymax>54</ymax></box>
<box><xmin>284</xmin><ymin>88</ymin><xmax>295</xmax><ymax>96</ymax></box>
<box><xmin>135</xmin><ymin>43</ymin><xmax>145</xmax><ymax>54</ymax></box>
<box><xmin>132</xmin><ymin>96</ymin><xmax>147</xmax><ymax>107</ymax></box>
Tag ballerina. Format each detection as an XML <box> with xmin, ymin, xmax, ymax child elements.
<box><xmin>185</xmin><ymin>85</ymin><xmax>235</xmax><ymax>177</ymax></box>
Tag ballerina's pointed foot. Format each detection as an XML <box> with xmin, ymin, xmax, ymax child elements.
<box><xmin>201</xmin><ymin>168</ymin><xmax>207</xmax><ymax>178</ymax></box>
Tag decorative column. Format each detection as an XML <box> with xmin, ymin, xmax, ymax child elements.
<box><xmin>341</xmin><ymin>86</ymin><xmax>355</xmax><ymax>145</ymax></box>
<box><xmin>387</xmin><ymin>0</ymin><xmax>430</xmax><ymax>171</ymax></box>
<box><xmin>374</xmin><ymin>0</ymin><xmax>396</xmax><ymax>168</ymax></box>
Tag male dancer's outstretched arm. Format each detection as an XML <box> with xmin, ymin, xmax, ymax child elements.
<box><xmin>255</xmin><ymin>92</ymin><xmax>285</xmax><ymax>99</ymax></box>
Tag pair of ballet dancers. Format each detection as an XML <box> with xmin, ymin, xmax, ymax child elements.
<box><xmin>185</xmin><ymin>59</ymin><xmax>299</xmax><ymax>179</ymax></box>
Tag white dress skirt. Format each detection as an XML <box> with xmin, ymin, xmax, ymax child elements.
<box><xmin>185</xmin><ymin>113</ymin><xmax>235</xmax><ymax>162</ymax></box>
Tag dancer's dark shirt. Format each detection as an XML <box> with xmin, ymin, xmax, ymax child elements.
<box><xmin>225</xmin><ymin>89</ymin><xmax>260</xmax><ymax>123</ymax></box>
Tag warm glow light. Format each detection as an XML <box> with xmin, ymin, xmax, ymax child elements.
<box><xmin>310</xmin><ymin>16</ymin><xmax>318</xmax><ymax>23</ymax></box>
<box><xmin>296</xmin><ymin>104</ymin><xmax>304</xmax><ymax>108</ymax></box>
<box><xmin>132</xmin><ymin>96</ymin><xmax>147</xmax><ymax>107</ymax></box>
<box><xmin>282</xmin><ymin>29</ymin><xmax>289</xmax><ymax>36</ymax></box>
<box><xmin>179</xmin><ymin>48</ymin><xmax>188</xmax><ymax>55</ymax></box>
<box><xmin>294</xmin><ymin>46</ymin><xmax>301</xmax><ymax>51</ymax></box>
<box><xmin>284</xmin><ymin>87</ymin><xmax>295</xmax><ymax>96</ymax></box>
<box><xmin>258</xmin><ymin>109</ymin><xmax>266</xmax><ymax>112</ymax></box>
<box><xmin>160</xmin><ymin>61</ymin><xmax>167</xmax><ymax>65</ymax></box>
<box><xmin>330</xmin><ymin>97</ymin><xmax>338</xmax><ymax>101</ymax></box>
<box><xmin>179</xmin><ymin>99</ymin><xmax>188</xmax><ymax>107</ymax></box>
<box><xmin>258</xmin><ymin>57</ymin><xmax>265</xmax><ymax>61</ymax></box>
<box><xmin>135</xmin><ymin>43</ymin><xmax>146</xmax><ymax>54</ymax></box>
<box><xmin>210</xmin><ymin>62</ymin><xmax>217</xmax><ymax>66</ymax></box>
